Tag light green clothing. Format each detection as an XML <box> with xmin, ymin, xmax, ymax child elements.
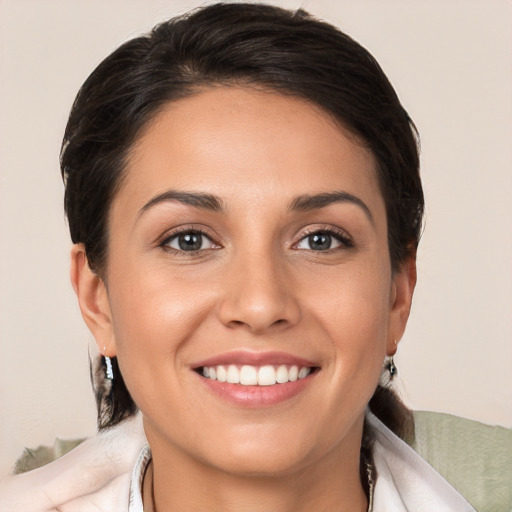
<box><xmin>411</xmin><ymin>411</ymin><xmax>512</xmax><ymax>512</ymax></box>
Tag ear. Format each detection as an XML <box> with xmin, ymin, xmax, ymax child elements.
<box><xmin>387</xmin><ymin>253</ymin><xmax>417</xmax><ymax>356</ymax></box>
<box><xmin>70</xmin><ymin>244</ymin><xmax>117</xmax><ymax>357</ymax></box>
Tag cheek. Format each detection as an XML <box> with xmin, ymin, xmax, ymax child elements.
<box><xmin>309</xmin><ymin>261</ymin><xmax>391</xmax><ymax>337</ymax></box>
<box><xmin>106</xmin><ymin>265</ymin><xmax>216</xmax><ymax>399</ymax></box>
<box><xmin>306</xmin><ymin>263</ymin><xmax>391</xmax><ymax>384</ymax></box>
<box><xmin>109</xmin><ymin>259</ymin><xmax>213</xmax><ymax>340</ymax></box>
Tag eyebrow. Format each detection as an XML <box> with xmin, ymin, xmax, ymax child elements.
<box><xmin>138</xmin><ymin>190</ymin><xmax>224</xmax><ymax>218</ymax></box>
<box><xmin>289</xmin><ymin>191</ymin><xmax>374</xmax><ymax>224</ymax></box>
<box><xmin>138</xmin><ymin>189</ymin><xmax>373</xmax><ymax>224</ymax></box>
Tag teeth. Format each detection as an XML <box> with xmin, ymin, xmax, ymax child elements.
<box><xmin>258</xmin><ymin>365</ymin><xmax>276</xmax><ymax>386</ymax></box>
<box><xmin>202</xmin><ymin>364</ymin><xmax>312</xmax><ymax>386</ymax></box>
<box><xmin>240</xmin><ymin>365</ymin><xmax>258</xmax><ymax>385</ymax></box>
<box><xmin>298</xmin><ymin>367</ymin><xmax>310</xmax><ymax>379</ymax></box>
<box><xmin>276</xmin><ymin>365</ymin><xmax>288</xmax><ymax>383</ymax></box>
<box><xmin>216</xmin><ymin>365</ymin><xmax>226</xmax><ymax>382</ymax></box>
<box><xmin>226</xmin><ymin>365</ymin><xmax>240</xmax><ymax>384</ymax></box>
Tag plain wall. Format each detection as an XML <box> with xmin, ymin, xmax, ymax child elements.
<box><xmin>1</xmin><ymin>0</ymin><xmax>511</xmax><ymax>477</ymax></box>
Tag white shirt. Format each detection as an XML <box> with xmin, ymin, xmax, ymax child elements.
<box><xmin>0</xmin><ymin>412</ymin><xmax>476</xmax><ymax>511</ymax></box>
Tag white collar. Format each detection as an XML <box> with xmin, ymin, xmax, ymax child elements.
<box><xmin>367</xmin><ymin>412</ymin><xmax>475</xmax><ymax>511</ymax></box>
<box><xmin>129</xmin><ymin>444</ymin><xmax>151</xmax><ymax>512</ymax></box>
<box><xmin>128</xmin><ymin>413</ymin><xmax>475</xmax><ymax>512</ymax></box>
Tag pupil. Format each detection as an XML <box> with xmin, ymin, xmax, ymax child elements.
<box><xmin>178</xmin><ymin>232</ymin><xmax>202</xmax><ymax>251</ymax></box>
<box><xmin>309</xmin><ymin>233</ymin><xmax>331</xmax><ymax>250</ymax></box>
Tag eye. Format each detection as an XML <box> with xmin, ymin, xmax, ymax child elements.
<box><xmin>295</xmin><ymin>230</ymin><xmax>351</xmax><ymax>251</ymax></box>
<box><xmin>164</xmin><ymin>230</ymin><xmax>217</xmax><ymax>252</ymax></box>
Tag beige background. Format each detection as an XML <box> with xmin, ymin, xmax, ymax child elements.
<box><xmin>1</xmin><ymin>0</ymin><xmax>511</xmax><ymax>477</ymax></box>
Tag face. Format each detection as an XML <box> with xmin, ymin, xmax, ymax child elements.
<box><xmin>74</xmin><ymin>87</ymin><xmax>414</xmax><ymax>477</ymax></box>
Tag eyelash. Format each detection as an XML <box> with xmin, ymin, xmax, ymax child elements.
<box><xmin>159</xmin><ymin>226</ymin><xmax>220</xmax><ymax>256</ymax></box>
<box><xmin>293</xmin><ymin>225</ymin><xmax>354</xmax><ymax>252</ymax></box>
<box><xmin>158</xmin><ymin>225</ymin><xmax>353</xmax><ymax>255</ymax></box>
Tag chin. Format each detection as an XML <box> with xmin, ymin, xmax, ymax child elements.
<box><xmin>209</xmin><ymin>450</ymin><xmax>313</xmax><ymax>478</ymax></box>
<box><xmin>197</xmin><ymin>428</ymin><xmax>320</xmax><ymax>478</ymax></box>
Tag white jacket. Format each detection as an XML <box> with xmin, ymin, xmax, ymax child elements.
<box><xmin>0</xmin><ymin>412</ymin><xmax>475</xmax><ymax>512</ymax></box>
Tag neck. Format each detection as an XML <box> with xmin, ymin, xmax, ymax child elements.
<box><xmin>143</xmin><ymin>420</ymin><xmax>368</xmax><ymax>512</ymax></box>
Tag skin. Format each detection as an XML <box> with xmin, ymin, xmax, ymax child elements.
<box><xmin>71</xmin><ymin>87</ymin><xmax>416</xmax><ymax>512</ymax></box>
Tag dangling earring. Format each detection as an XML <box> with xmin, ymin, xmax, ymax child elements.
<box><xmin>103</xmin><ymin>346</ymin><xmax>114</xmax><ymax>380</ymax></box>
<box><xmin>386</xmin><ymin>356</ymin><xmax>397</xmax><ymax>380</ymax></box>
<box><xmin>386</xmin><ymin>339</ymin><xmax>398</xmax><ymax>380</ymax></box>
<box><xmin>105</xmin><ymin>356</ymin><xmax>114</xmax><ymax>380</ymax></box>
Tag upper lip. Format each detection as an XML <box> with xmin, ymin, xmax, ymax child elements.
<box><xmin>191</xmin><ymin>350</ymin><xmax>318</xmax><ymax>369</ymax></box>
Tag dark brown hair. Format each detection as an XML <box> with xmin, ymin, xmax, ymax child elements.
<box><xmin>61</xmin><ymin>3</ymin><xmax>423</xmax><ymax>437</ymax></box>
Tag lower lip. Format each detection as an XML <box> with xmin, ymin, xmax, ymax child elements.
<box><xmin>196</xmin><ymin>372</ymin><xmax>317</xmax><ymax>407</ymax></box>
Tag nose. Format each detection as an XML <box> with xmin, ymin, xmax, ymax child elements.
<box><xmin>217</xmin><ymin>250</ymin><xmax>301</xmax><ymax>334</ymax></box>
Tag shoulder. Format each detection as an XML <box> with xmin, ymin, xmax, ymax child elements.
<box><xmin>411</xmin><ymin>410</ymin><xmax>512</xmax><ymax>512</ymax></box>
<box><xmin>368</xmin><ymin>411</ymin><xmax>478</xmax><ymax>512</ymax></box>
<box><xmin>368</xmin><ymin>410</ymin><xmax>512</xmax><ymax>512</ymax></box>
<box><xmin>0</xmin><ymin>415</ymin><xmax>145</xmax><ymax>512</ymax></box>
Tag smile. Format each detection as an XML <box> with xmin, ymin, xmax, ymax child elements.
<box><xmin>192</xmin><ymin>351</ymin><xmax>319</xmax><ymax>406</ymax></box>
<box><xmin>201</xmin><ymin>364</ymin><xmax>312</xmax><ymax>386</ymax></box>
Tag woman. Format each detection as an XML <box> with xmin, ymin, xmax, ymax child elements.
<box><xmin>0</xmin><ymin>3</ymin><xmax>476</xmax><ymax>511</ymax></box>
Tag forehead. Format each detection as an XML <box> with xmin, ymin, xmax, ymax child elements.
<box><xmin>118</xmin><ymin>86</ymin><xmax>384</xmax><ymax>218</ymax></box>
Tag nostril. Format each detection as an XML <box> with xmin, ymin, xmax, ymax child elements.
<box><xmin>227</xmin><ymin>317</ymin><xmax>289</xmax><ymax>331</ymax></box>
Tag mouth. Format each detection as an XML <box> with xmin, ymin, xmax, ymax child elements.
<box><xmin>191</xmin><ymin>351</ymin><xmax>320</xmax><ymax>406</ymax></box>
<box><xmin>195</xmin><ymin>364</ymin><xmax>318</xmax><ymax>386</ymax></box>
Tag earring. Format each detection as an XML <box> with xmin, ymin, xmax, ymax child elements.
<box><xmin>105</xmin><ymin>356</ymin><xmax>114</xmax><ymax>380</ymax></box>
<box><xmin>386</xmin><ymin>356</ymin><xmax>397</xmax><ymax>380</ymax></box>
<box><xmin>103</xmin><ymin>346</ymin><xmax>114</xmax><ymax>380</ymax></box>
